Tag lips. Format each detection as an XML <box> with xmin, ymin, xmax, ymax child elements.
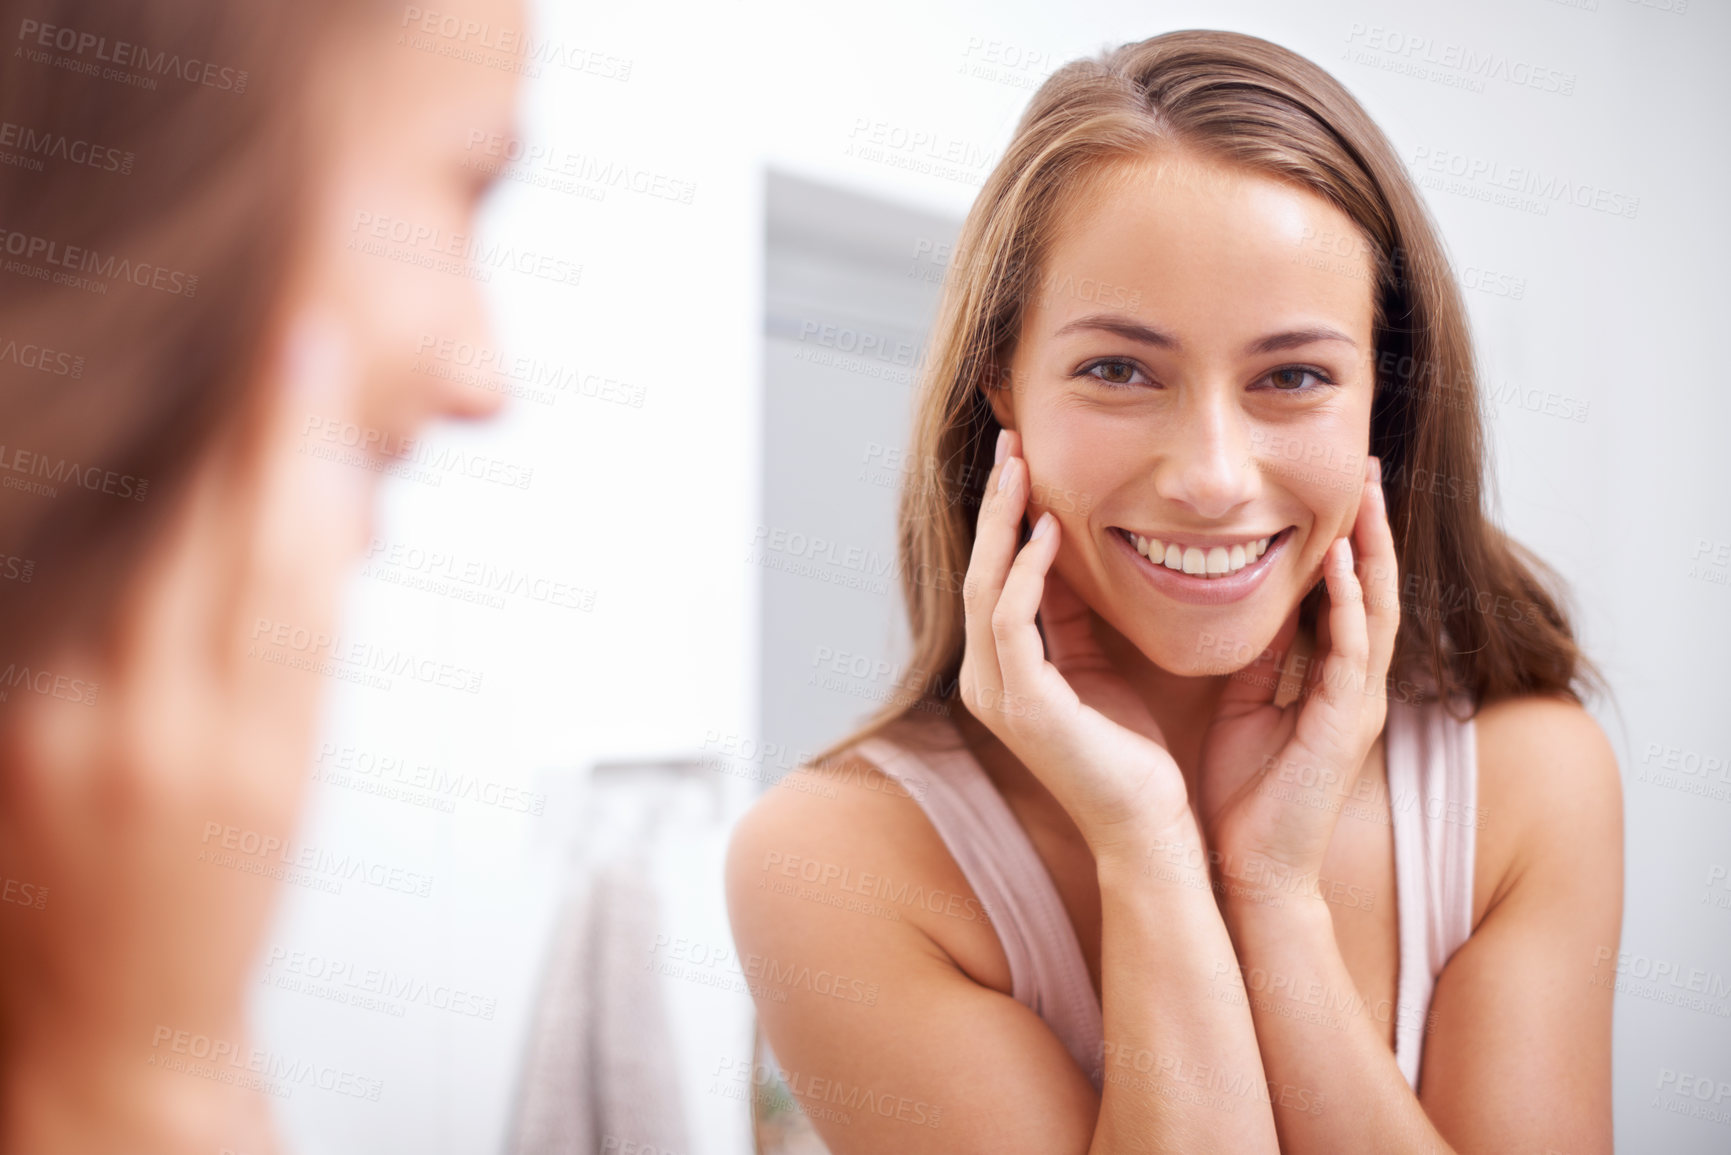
<box><xmin>1115</xmin><ymin>528</ymin><xmax>1274</xmax><ymax>579</ymax></box>
<box><xmin>1109</xmin><ymin>525</ymin><xmax>1295</xmax><ymax>606</ymax></box>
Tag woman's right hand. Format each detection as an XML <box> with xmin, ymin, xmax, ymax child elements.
<box><xmin>958</xmin><ymin>429</ymin><xmax>1193</xmax><ymax>859</ymax></box>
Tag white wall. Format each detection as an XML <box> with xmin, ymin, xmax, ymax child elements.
<box><xmin>254</xmin><ymin>1</ymin><xmax>1731</xmax><ymax>1152</ymax></box>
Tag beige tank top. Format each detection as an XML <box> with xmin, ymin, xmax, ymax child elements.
<box><xmin>849</xmin><ymin>695</ymin><xmax>1478</xmax><ymax>1091</ymax></box>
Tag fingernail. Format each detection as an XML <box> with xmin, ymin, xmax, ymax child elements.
<box><xmin>1030</xmin><ymin>511</ymin><xmax>1054</xmax><ymax>541</ymax></box>
<box><xmin>994</xmin><ymin>428</ymin><xmax>1007</xmax><ymax>466</ymax></box>
<box><xmin>997</xmin><ymin>456</ymin><xmax>1014</xmax><ymax>494</ymax></box>
<box><xmin>1369</xmin><ymin>455</ymin><xmax>1382</xmax><ymax>484</ymax></box>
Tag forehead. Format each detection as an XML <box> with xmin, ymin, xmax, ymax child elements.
<box><xmin>1031</xmin><ymin>153</ymin><xmax>1377</xmax><ymax>345</ymax></box>
<box><xmin>339</xmin><ymin>0</ymin><xmax>523</xmax><ymax>137</ymax></box>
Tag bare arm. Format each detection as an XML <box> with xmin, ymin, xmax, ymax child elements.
<box><xmin>725</xmin><ymin>775</ymin><xmax>1099</xmax><ymax>1154</ymax></box>
<box><xmin>1221</xmin><ymin>697</ymin><xmax>1622</xmax><ymax>1154</ymax></box>
<box><xmin>1091</xmin><ymin>812</ymin><xmax>1283</xmax><ymax>1152</ymax></box>
<box><xmin>725</xmin><ymin>768</ymin><xmax>1278</xmax><ymax>1155</ymax></box>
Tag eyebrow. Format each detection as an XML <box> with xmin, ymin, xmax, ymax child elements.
<box><xmin>1051</xmin><ymin>313</ymin><xmax>1359</xmax><ymax>355</ymax></box>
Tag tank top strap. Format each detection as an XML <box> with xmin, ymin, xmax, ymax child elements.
<box><xmin>849</xmin><ymin>714</ymin><xmax>1106</xmax><ymax>1089</ymax></box>
<box><xmin>1385</xmin><ymin>693</ymin><xmax>1480</xmax><ymax>1090</ymax></box>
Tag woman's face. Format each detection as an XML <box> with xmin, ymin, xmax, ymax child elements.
<box><xmin>264</xmin><ymin>0</ymin><xmax>524</xmax><ymax>551</ymax></box>
<box><xmin>165</xmin><ymin>0</ymin><xmax>523</xmax><ymax>779</ymax></box>
<box><xmin>0</xmin><ymin>0</ymin><xmax>532</xmax><ymax>1058</ymax></box>
<box><xmin>992</xmin><ymin>152</ymin><xmax>1379</xmax><ymax>676</ymax></box>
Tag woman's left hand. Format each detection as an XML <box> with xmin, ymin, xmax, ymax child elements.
<box><xmin>1197</xmin><ymin>454</ymin><xmax>1400</xmax><ymax>906</ymax></box>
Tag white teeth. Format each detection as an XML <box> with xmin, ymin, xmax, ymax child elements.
<box><xmin>1127</xmin><ymin>529</ymin><xmax>1277</xmax><ymax>578</ymax></box>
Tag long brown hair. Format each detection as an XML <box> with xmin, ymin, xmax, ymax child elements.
<box><xmin>0</xmin><ymin>0</ymin><xmax>350</xmax><ymax>673</ymax></box>
<box><xmin>819</xmin><ymin>28</ymin><xmax>1600</xmax><ymax>763</ymax></box>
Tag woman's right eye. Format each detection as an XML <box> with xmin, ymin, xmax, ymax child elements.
<box><xmin>1078</xmin><ymin>358</ymin><xmax>1153</xmax><ymax>388</ymax></box>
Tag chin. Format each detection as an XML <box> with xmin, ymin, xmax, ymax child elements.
<box><xmin>1098</xmin><ymin>568</ymin><xmax>1310</xmax><ymax>677</ymax></box>
<box><xmin>1137</xmin><ymin>617</ymin><xmax>1280</xmax><ymax>678</ymax></box>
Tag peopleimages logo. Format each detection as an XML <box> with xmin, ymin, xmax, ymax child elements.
<box><xmin>15</xmin><ymin>19</ymin><xmax>250</xmax><ymax>91</ymax></box>
<box><xmin>247</xmin><ymin>616</ymin><xmax>487</xmax><ymax>695</ymax></box>
<box><xmin>199</xmin><ymin>821</ymin><xmax>437</xmax><ymax>899</ymax></box>
<box><xmin>397</xmin><ymin>7</ymin><xmax>633</xmax><ymax>81</ymax></box>
<box><xmin>0</xmin><ymin>226</ymin><xmax>198</xmax><ymax>296</ymax></box>
<box><xmin>149</xmin><ymin>1026</ymin><xmax>382</xmax><ymax>1100</ymax></box>
<box><xmin>0</xmin><ymin>443</ymin><xmax>148</xmax><ymax>501</ymax></box>
<box><xmin>347</xmin><ymin>211</ymin><xmax>583</xmax><ymax>289</ymax></box>
<box><xmin>0</xmin><ymin>335</ymin><xmax>84</xmax><ymax>377</ymax></box>
<box><xmin>0</xmin><ymin>664</ymin><xmax>99</xmax><ymax>706</ymax></box>
<box><xmin>1409</xmin><ymin>145</ymin><xmax>1640</xmax><ymax>220</ymax></box>
<box><xmin>0</xmin><ymin>119</ymin><xmax>134</xmax><ymax>174</ymax></box>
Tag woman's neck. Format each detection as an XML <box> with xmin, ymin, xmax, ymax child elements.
<box><xmin>1091</xmin><ymin>613</ymin><xmax>1230</xmax><ymax>801</ymax></box>
<box><xmin>951</xmin><ymin>607</ymin><xmax>1240</xmax><ymax>830</ymax></box>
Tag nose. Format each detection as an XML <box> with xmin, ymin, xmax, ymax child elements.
<box><xmin>437</xmin><ymin>362</ymin><xmax>508</xmax><ymax>422</ymax></box>
<box><xmin>1151</xmin><ymin>386</ymin><xmax>1259</xmax><ymax>520</ymax></box>
<box><xmin>422</xmin><ymin>283</ymin><xmax>509</xmax><ymax>424</ymax></box>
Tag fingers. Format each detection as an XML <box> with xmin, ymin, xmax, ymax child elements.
<box><xmin>959</xmin><ymin>428</ymin><xmax>1028</xmax><ymax>714</ymax></box>
<box><xmin>1294</xmin><ymin>536</ymin><xmax>1373</xmax><ymax>762</ymax></box>
<box><xmin>1317</xmin><ymin>537</ymin><xmax>1370</xmax><ymax>698</ymax></box>
<box><xmin>1353</xmin><ymin>454</ymin><xmax>1401</xmax><ymax>684</ymax></box>
<box><xmin>1305</xmin><ymin>454</ymin><xmax>1396</xmax><ymax>712</ymax></box>
<box><xmin>1037</xmin><ymin>566</ymin><xmax>1107</xmax><ymax>675</ymax></box>
<box><xmin>992</xmin><ymin>510</ymin><xmax>1060</xmax><ymax>702</ymax></box>
<box><xmin>1285</xmin><ymin>457</ymin><xmax>1396</xmax><ymax>771</ymax></box>
<box><xmin>1218</xmin><ymin>598</ymin><xmax>1301</xmax><ymax>712</ymax></box>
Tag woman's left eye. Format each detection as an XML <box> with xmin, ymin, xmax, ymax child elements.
<box><xmin>1261</xmin><ymin>365</ymin><xmax>1334</xmax><ymax>393</ymax></box>
<box><xmin>1080</xmin><ymin>358</ymin><xmax>1151</xmax><ymax>388</ymax></box>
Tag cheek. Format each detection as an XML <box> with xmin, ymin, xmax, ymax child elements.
<box><xmin>326</xmin><ymin>201</ymin><xmax>494</xmax><ymax>430</ymax></box>
<box><xmin>1254</xmin><ymin>424</ymin><xmax>1367</xmax><ymax>557</ymax></box>
<box><xmin>1295</xmin><ymin>475</ymin><xmax>1361</xmax><ymax>540</ymax></box>
<box><xmin>1020</xmin><ymin>405</ymin><xmax>1142</xmax><ymax>525</ymax></box>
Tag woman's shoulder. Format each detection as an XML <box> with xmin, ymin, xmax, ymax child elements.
<box><xmin>723</xmin><ymin>723</ymin><xmax>1016</xmax><ymax>995</ymax></box>
<box><xmin>1465</xmin><ymin>694</ymin><xmax>1623</xmax><ymax>930</ymax></box>
<box><xmin>726</xmin><ymin>719</ymin><xmax>937</xmax><ymax>856</ymax></box>
<box><xmin>725</xmin><ymin>746</ymin><xmax>922</xmax><ymax>873</ymax></box>
<box><xmin>725</xmin><ymin>711</ymin><xmax>965</xmax><ymax>871</ymax></box>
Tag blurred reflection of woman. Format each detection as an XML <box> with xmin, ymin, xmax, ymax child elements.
<box><xmin>0</xmin><ymin>1</ymin><xmax>523</xmax><ymax>1150</ymax></box>
<box><xmin>729</xmin><ymin>30</ymin><xmax>1619</xmax><ymax>1155</ymax></box>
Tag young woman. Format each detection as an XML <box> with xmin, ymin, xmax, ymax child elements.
<box><xmin>0</xmin><ymin>0</ymin><xmax>521</xmax><ymax>1150</ymax></box>
<box><xmin>727</xmin><ymin>29</ymin><xmax>1621</xmax><ymax>1155</ymax></box>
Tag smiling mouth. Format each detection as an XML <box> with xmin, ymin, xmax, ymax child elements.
<box><xmin>1112</xmin><ymin>526</ymin><xmax>1294</xmax><ymax>579</ymax></box>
